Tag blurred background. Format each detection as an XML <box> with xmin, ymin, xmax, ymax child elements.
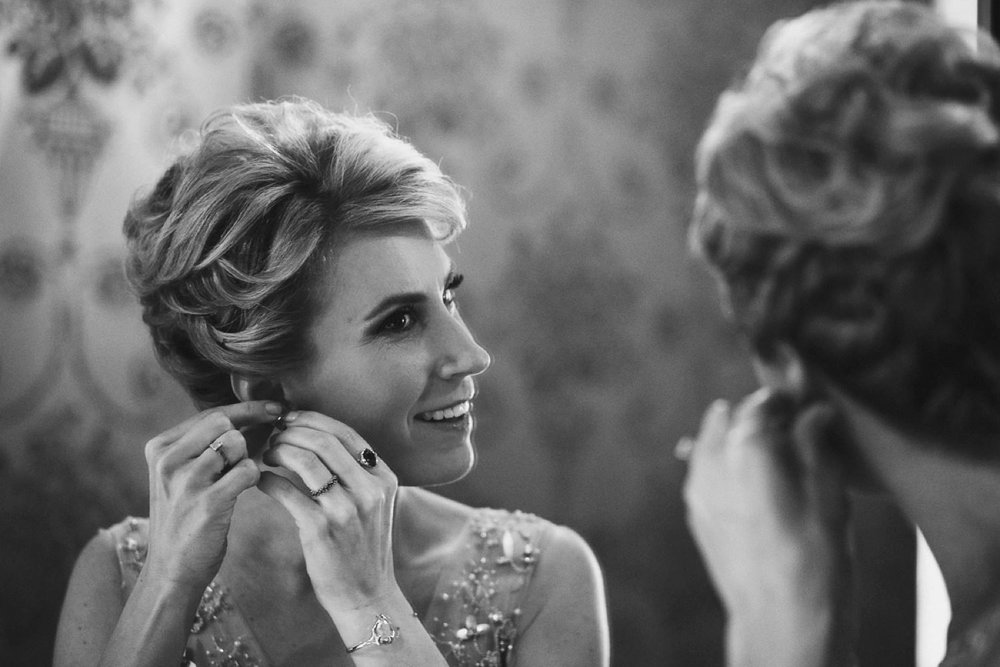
<box><xmin>0</xmin><ymin>0</ymin><xmax>935</xmax><ymax>664</ymax></box>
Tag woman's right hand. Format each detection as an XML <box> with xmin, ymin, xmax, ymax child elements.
<box><xmin>142</xmin><ymin>400</ymin><xmax>284</xmax><ymax>591</ymax></box>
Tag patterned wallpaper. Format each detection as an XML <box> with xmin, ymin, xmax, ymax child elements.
<box><xmin>0</xmin><ymin>1</ymin><xmax>883</xmax><ymax>665</ymax></box>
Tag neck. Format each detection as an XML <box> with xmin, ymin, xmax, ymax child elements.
<box><xmin>227</xmin><ymin>484</ymin><xmax>432</xmax><ymax>579</ymax></box>
<box><xmin>840</xmin><ymin>401</ymin><xmax>1000</xmax><ymax>632</ymax></box>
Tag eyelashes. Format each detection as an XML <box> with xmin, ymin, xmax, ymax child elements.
<box><xmin>443</xmin><ymin>272</ymin><xmax>464</xmax><ymax>307</ymax></box>
<box><xmin>374</xmin><ymin>272</ymin><xmax>465</xmax><ymax>337</ymax></box>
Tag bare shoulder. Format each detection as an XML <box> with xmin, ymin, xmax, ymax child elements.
<box><xmin>53</xmin><ymin>527</ymin><xmax>127</xmax><ymax>666</ymax></box>
<box><xmin>65</xmin><ymin>527</ymin><xmax>125</xmax><ymax>598</ymax></box>
<box><xmin>520</xmin><ymin>523</ymin><xmax>610</xmax><ymax>666</ymax></box>
<box><xmin>530</xmin><ymin>523</ymin><xmax>604</xmax><ymax>599</ymax></box>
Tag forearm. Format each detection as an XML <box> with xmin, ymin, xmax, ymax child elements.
<box><xmin>726</xmin><ymin>601</ymin><xmax>854</xmax><ymax>667</ymax></box>
<box><xmin>98</xmin><ymin>569</ymin><xmax>203</xmax><ymax>667</ymax></box>
<box><xmin>324</xmin><ymin>589</ymin><xmax>447</xmax><ymax>667</ymax></box>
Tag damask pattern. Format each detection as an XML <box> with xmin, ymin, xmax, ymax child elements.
<box><xmin>0</xmin><ymin>1</ymin><xmax>851</xmax><ymax>666</ymax></box>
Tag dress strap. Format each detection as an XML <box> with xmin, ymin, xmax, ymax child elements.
<box><xmin>425</xmin><ymin>508</ymin><xmax>549</xmax><ymax>667</ymax></box>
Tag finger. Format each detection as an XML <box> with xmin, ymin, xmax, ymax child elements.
<box><xmin>683</xmin><ymin>400</ymin><xmax>732</xmax><ymax>511</ymax></box>
<box><xmin>159</xmin><ymin>402</ymin><xmax>285</xmax><ymax>464</ymax></box>
<box><xmin>262</xmin><ymin>442</ymin><xmax>342</xmax><ymax>495</ymax></box>
<box><xmin>674</xmin><ymin>436</ymin><xmax>695</xmax><ymax>462</ymax></box>
<box><xmin>733</xmin><ymin>388</ymin><xmax>794</xmax><ymax>443</ymax></box>
<box><xmin>152</xmin><ymin>401</ymin><xmax>285</xmax><ymax>448</ymax></box>
<box><xmin>170</xmin><ymin>457</ymin><xmax>259</xmax><ymax>508</ymax></box>
<box><xmin>690</xmin><ymin>399</ymin><xmax>731</xmax><ymax>462</ymax></box>
<box><xmin>195</xmin><ymin>429</ymin><xmax>249</xmax><ymax>478</ymax></box>
<box><xmin>267</xmin><ymin>430</ymin><xmax>368</xmax><ymax>490</ymax></box>
<box><xmin>210</xmin><ymin>457</ymin><xmax>261</xmax><ymax>500</ymax></box>
<box><xmin>257</xmin><ymin>470</ymin><xmax>328</xmax><ymax>530</ymax></box>
<box><xmin>274</xmin><ymin>412</ymin><xmax>390</xmax><ymax>484</ymax></box>
<box><xmin>725</xmin><ymin>389</ymin><xmax>801</xmax><ymax>478</ymax></box>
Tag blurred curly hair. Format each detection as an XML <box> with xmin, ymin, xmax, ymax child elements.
<box><xmin>691</xmin><ymin>1</ymin><xmax>1000</xmax><ymax>448</ymax></box>
<box><xmin>124</xmin><ymin>99</ymin><xmax>466</xmax><ymax>408</ymax></box>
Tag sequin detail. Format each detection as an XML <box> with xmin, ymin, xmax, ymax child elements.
<box><xmin>109</xmin><ymin>517</ymin><xmax>262</xmax><ymax>667</ymax></box>
<box><xmin>202</xmin><ymin>634</ymin><xmax>261</xmax><ymax>667</ymax></box>
<box><xmin>119</xmin><ymin>517</ymin><xmax>147</xmax><ymax>577</ymax></box>
<box><xmin>107</xmin><ymin>509</ymin><xmax>548</xmax><ymax>667</ymax></box>
<box><xmin>190</xmin><ymin>582</ymin><xmax>230</xmax><ymax>634</ymax></box>
<box><xmin>428</xmin><ymin>510</ymin><xmax>543</xmax><ymax>667</ymax></box>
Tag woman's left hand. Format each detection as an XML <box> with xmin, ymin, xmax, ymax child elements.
<box><xmin>682</xmin><ymin>389</ymin><xmax>854</xmax><ymax>667</ymax></box>
<box><xmin>256</xmin><ymin>410</ymin><xmax>400</xmax><ymax>614</ymax></box>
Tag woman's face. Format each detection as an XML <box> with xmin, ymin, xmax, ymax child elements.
<box><xmin>278</xmin><ymin>229</ymin><xmax>491</xmax><ymax>487</ymax></box>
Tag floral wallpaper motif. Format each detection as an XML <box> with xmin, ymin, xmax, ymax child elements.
<box><xmin>0</xmin><ymin>1</ymin><xmax>913</xmax><ymax>665</ymax></box>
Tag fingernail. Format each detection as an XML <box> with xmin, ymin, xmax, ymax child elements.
<box><xmin>285</xmin><ymin>411</ymin><xmax>299</xmax><ymax>423</ymax></box>
<box><xmin>264</xmin><ymin>402</ymin><xmax>284</xmax><ymax>416</ymax></box>
<box><xmin>674</xmin><ymin>437</ymin><xmax>694</xmax><ymax>462</ymax></box>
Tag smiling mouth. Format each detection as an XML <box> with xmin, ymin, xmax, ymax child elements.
<box><xmin>415</xmin><ymin>400</ymin><xmax>472</xmax><ymax>423</ymax></box>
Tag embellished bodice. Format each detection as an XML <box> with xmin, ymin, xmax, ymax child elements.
<box><xmin>106</xmin><ymin>509</ymin><xmax>548</xmax><ymax>667</ymax></box>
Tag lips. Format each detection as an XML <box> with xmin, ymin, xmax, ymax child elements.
<box><xmin>415</xmin><ymin>400</ymin><xmax>472</xmax><ymax>422</ymax></box>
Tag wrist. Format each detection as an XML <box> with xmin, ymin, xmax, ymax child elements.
<box><xmin>135</xmin><ymin>559</ymin><xmax>210</xmax><ymax>599</ymax></box>
<box><xmin>323</xmin><ymin>589</ymin><xmax>416</xmax><ymax>650</ymax></box>
<box><xmin>139</xmin><ymin>557</ymin><xmax>214</xmax><ymax>598</ymax></box>
<box><xmin>322</xmin><ymin>587</ymin><xmax>410</xmax><ymax>622</ymax></box>
<box><xmin>728</xmin><ymin>602</ymin><xmax>844</xmax><ymax>667</ymax></box>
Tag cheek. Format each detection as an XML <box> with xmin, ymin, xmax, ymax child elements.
<box><xmin>294</xmin><ymin>356</ymin><xmax>426</xmax><ymax>433</ymax></box>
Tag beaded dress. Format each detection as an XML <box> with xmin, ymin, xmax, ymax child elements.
<box><xmin>105</xmin><ymin>508</ymin><xmax>548</xmax><ymax>667</ymax></box>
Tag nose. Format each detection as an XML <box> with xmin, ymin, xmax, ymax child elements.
<box><xmin>436</xmin><ymin>315</ymin><xmax>491</xmax><ymax>380</ymax></box>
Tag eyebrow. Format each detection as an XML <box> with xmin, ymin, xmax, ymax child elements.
<box><xmin>362</xmin><ymin>265</ymin><xmax>457</xmax><ymax>323</ymax></box>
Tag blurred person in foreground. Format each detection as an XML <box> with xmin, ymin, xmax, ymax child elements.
<box><xmin>53</xmin><ymin>98</ymin><xmax>609</xmax><ymax>667</ymax></box>
<box><xmin>681</xmin><ymin>2</ymin><xmax>1000</xmax><ymax>665</ymax></box>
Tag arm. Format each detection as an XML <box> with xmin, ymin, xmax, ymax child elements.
<box><xmin>257</xmin><ymin>410</ymin><xmax>449</xmax><ymax>666</ymax></box>
<box><xmin>53</xmin><ymin>530</ymin><xmax>205</xmax><ymax>667</ymax></box>
<box><xmin>54</xmin><ymin>531</ymin><xmax>126</xmax><ymax>667</ymax></box>
<box><xmin>514</xmin><ymin>525</ymin><xmax>610</xmax><ymax>667</ymax></box>
<box><xmin>683</xmin><ymin>391</ymin><xmax>854</xmax><ymax>667</ymax></box>
<box><xmin>53</xmin><ymin>401</ymin><xmax>282</xmax><ymax>667</ymax></box>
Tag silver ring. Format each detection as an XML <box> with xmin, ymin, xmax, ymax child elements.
<box><xmin>309</xmin><ymin>475</ymin><xmax>339</xmax><ymax>498</ymax></box>
<box><xmin>209</xmin><ymin>436</ymin><xmax>230</xmax><ymax>467</ymax></box>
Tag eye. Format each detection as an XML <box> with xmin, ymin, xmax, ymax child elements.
<box><xmin>379</xmin><ymin>307</ymin><xmax>416</xmax><ymax>333</ymax></box>
<box><xmin>443</xmin><ymin>273</ymin><xmax>464</xmax><ymax>309</ymax></box>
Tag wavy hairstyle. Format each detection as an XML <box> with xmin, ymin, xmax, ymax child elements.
<box><xmin>691</xmin><ymin>1</ymin><xmax>1000</xmax><ymax>450</ymax></box>
<box><xmin>124</xmin><ymin>99</ymin><xmax>467</xmax><ymax>408</ymax></box>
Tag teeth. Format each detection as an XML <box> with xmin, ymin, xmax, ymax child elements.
<box><xmin>419</xmin><ymin>401</ymin><xmax>471</xmax><ymax>422</ymax></box>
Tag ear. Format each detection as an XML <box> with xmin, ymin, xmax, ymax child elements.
<box><xmin>230</xmin><ymin>373</ymin><xmax>286</xmax><ymax>404</ymax></box>
<box><xmin>751</xmin><ymin>341</ymin><xmax>809</xmax><ymax>400</ymax></box>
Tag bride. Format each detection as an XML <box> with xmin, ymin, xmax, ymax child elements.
<box><xmin>54</xmin><ymin>98</ymin><xmax>609</xmax><ymax>666</ymax></box>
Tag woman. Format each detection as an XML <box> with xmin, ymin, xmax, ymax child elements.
<box><xmin>681</xmin><ymin>1</ymin><xmax>1000</xmax><ymax>665</ymax></box>
<box><xmin>53</xmin><ymin>99</ymin><xmax>609</xmax><ymax>666</ymax></box>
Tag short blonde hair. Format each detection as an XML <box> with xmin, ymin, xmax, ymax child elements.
<box><xmin>691</xmin><ymin>1</ymin><xmax>1000</xmax><ymax>447</ymax></box>
<box><xmin>124</xmin><ymin>99</ymin><xmax>466</xmax><ymax>407</ymax></box>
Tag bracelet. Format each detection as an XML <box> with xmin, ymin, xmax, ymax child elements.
<box><xmin>345</xmin><ymin>613</ymin><xmax>399</xmax><ymax>654</ymax></box>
